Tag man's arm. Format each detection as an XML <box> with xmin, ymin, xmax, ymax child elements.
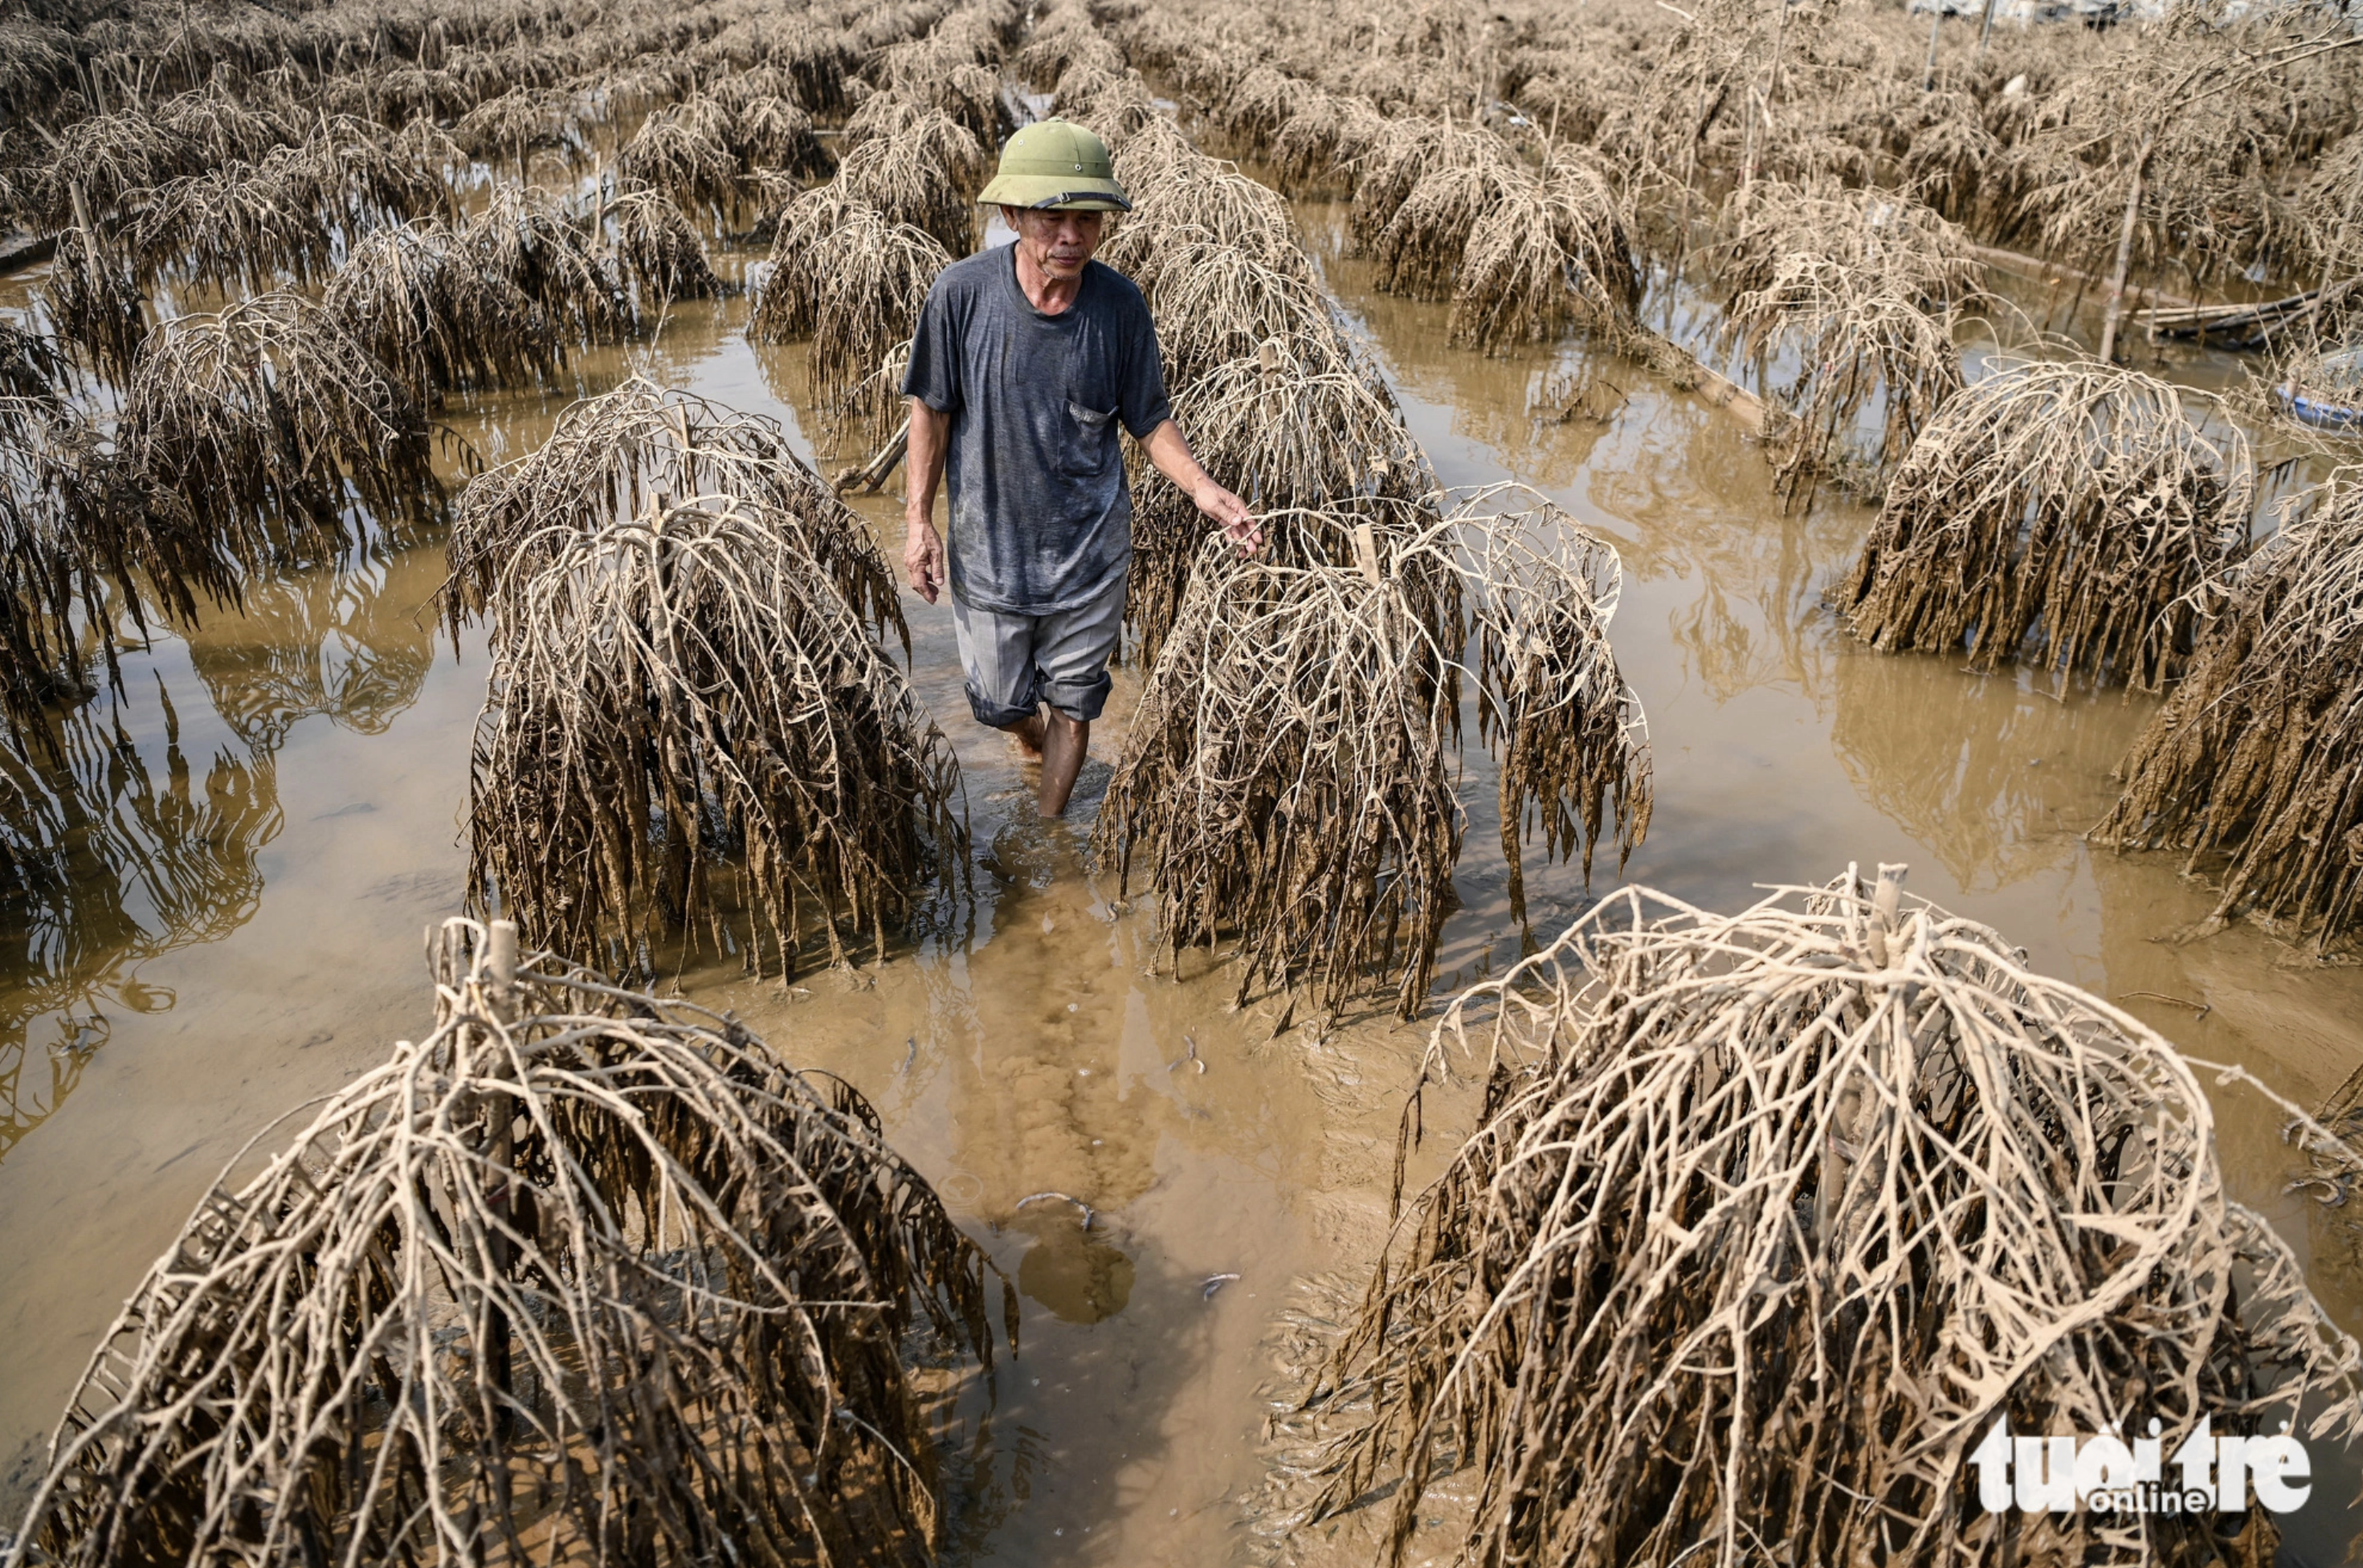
<box><xmin>1141</xmin><ymin>419</ymin><xmax>1260</xmax><ymax>554</ymax></box>
<box><xmin>904</xmin><ymin>398</ymin><xmax>950</xmax><ymax>603</ymax></box>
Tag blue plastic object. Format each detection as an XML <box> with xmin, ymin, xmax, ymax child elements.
<box><xmin>2285</xmin><ymin>347</ymin><xmax>2363</xmax><ymax>434</ymax></box>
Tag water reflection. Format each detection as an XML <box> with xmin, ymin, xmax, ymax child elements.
<box><xmin>0</xmin><ymin>691</ymin><xmax>276</xmax><ymax>1158</ymax></box>
<box><xmin>941</xmin><ymin>798</ymin><xmax>1165</xmax><ymax>1231</ymax></box>
<box><xmin>0</xmin><ymin>527</ymin><xmax>448</xmax><ymax>1162</ymax></box>
<box><xmin>182</xmin><ymin>533</ymin><xmax>438</xmax><ymax>747</ymax></box>
<box><xmin>0</xmin><ymin>1011</ymin><xmax>103</xmax><ymax>1159</ymax></box>
<box><xmin>1011</xmin><ymin>1207</ymin><xmax>1137</xmax><ymax>1325</ymax></box>
<box><xmin>1316</xmin><ymin>227</ymin><xmax>1867</xmax><ymax>710</ymax></box>
<box><xmin>1596</xmin><ymin>423</ymin><xmax>1859</xmax><ymax>704</ymax></box>
<box><xmin>1827</xmin><ymin>649</ymin><xmax>2149</xmax><ymax>893</ymax></box>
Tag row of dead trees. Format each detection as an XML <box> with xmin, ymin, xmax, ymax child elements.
<box><xmin>0</xmin><ymin>0</ymin><xmax>1029</xmax><ymax>1090</ymax></box>
<box><xmin>5</xmin><ymin>0</ymin><xmax>2363</xmax><ymax>1562</ymax></box>
<box><xmin>6</xmin><ymin>2</ymin><xmax>1031</xmax><ymax>1560</ymax></box>
<box><xmin>1108</xmin><ymin>0</ymin><xmax>2363</xmax><ymax>962</ymax></box>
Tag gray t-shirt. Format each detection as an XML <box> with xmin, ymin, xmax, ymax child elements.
<box><xmin>901</xmin><ymin>247</ymin><xmax>1172</xmax><ymax>615</ymax></box>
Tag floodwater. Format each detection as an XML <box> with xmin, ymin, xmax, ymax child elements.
<box><xmin>5</xmin><ymin>198</ymin><xmax>2363</xmax><ymax>1568</ymax></box>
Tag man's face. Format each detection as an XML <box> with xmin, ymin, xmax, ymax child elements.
<box><xmin>1004</xmin><ymin>206</ymin><xmax>1107</xmax><ymax>280</ymax></box>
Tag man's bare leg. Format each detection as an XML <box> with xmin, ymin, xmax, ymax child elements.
<box><xmin>1007</xmin><ymin>711</ymin><xmax>1047</xmax><ymax>756</ymax></box>
<box><xmin>1037</xmin><ymin>712</ymin><xmax>1088</xmax><ymax>817</ymax></box>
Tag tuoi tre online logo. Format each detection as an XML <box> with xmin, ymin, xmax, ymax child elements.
<box><xmin>1969</xmin><ymin>1415</ymin><xmax>2311</xmax><ymax>1516</ymax></box>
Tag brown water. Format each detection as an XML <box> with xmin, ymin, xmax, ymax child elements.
<box><xmin>4</xmin><ymin>213</ymin><xmax>2362</xmax><ymax>1566</ymax></box>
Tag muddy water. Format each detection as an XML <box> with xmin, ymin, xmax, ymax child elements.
<box><xmin>5</xmin><ymin>210</ymin><xmax>2363</xmax><ymax>1566</ymax></box>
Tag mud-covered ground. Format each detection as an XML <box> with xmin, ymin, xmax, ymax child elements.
<box><xmin>4</xmin><ymin>196</ymin><xmax>2361</xmax><ymax>1564</ymax></box>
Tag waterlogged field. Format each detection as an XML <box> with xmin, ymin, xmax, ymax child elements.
<box><xmin>2</xmin><ymin>0</ymin><xmax>2361</xmax><ymax>1563</ymax></box>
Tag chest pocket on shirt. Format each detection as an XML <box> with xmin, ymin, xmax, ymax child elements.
<box><xmin>1062</xmin><ymin>399</ymin><xmax>1117</xmax><ymax>478</ymax></box>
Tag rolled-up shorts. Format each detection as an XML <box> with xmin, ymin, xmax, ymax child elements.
<box><xmin>949</xmin><ymin>572</ymin><xmax>1126</xmax><ymax>726</ymax></box>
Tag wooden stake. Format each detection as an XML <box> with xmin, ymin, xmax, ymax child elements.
<box><xmin>481</xmin><ymin>918</ymin><xmax>519</xmax><ymax>1441</ymax></box>
<box><xmin>833</xmin><ymin>417</ymin><xmax>912</xmax><ymax>493</ymax></box>
<box><xmin>2097</xmin><ymin>133</ymin><xmax>2154</xmax><ymax>365</ymax></box>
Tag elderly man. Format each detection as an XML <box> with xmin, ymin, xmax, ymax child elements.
<box><xmin>901</xmin><ymin>117</ymin><xmax>1256</xmax><ymax>819</ymax></box>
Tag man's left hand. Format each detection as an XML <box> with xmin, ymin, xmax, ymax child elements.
<box><xmin>1194</xmin><ymin>481</ymin><xmax>1261</xmax><ymax>555</ymax></box>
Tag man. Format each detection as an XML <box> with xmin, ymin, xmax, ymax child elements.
<box><xmin>901</xmin><ymin>117</ymin><xmax>1258</xmax><ymax>819</ymax></box>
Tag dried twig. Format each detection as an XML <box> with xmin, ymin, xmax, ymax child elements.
<box><xmin>2096</xmin><ymin>467</ymin><xmax>2363</xmax><ymax>950</ymax></box>
<box><xmin>6</xmin><ymin>917</ymin><xmax>1010</xmax><ymax>1568</ymax></box>
<box><xmin>467</xmin><ymin>496</ymin><xmax>963</xmax><ymax>978</ymax></box>
<box><xmin>1839</xmin><ymin>361</ymin><xmax>2251</xmax><ymax>688</ymax></box>
<box><xmin>1713</xmin><ymin>182</ymin><xmax>1985</xmax><ymax>504</ymax></box>
<box><xmin>1098</xmin><ymin>491</ymin><xmax>1648</xmax><ymax>1019</ymax></box>
<box><xmin>1286</xmin><ymin>866</ymin><xmax>2363</xmax><ymax>1566</ymax></box>
<box><xmin>120</xmin><ymin>290</ymin><xmax>441</xmax><ymax>556</ymax></box>
<box><xmin>444</xmin><ymin>378</ymin><xmax>902</xmax><ymax>647</ymax></box>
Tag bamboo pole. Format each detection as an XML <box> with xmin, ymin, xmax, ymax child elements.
<box><xmin>1630</xmin><ymin>326</ymin><xmax>1769</xmax><ymax>435</ymax></box>
<box><xmin>2097</xmin><ymin>132</ymin><xmax>2153</xmax><ymax>364</ymax></box>
<box><xmin>481</xmin><ymin>919</ymin><xmax>519</xmax><ymax>1443</ymax></box>
<box><xmin>835</xmin><ymin>416</ymin><xmax>912</xmax><ymax>492</ymax></box>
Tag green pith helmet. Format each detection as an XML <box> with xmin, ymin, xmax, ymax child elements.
<box><xmin>977</xmin><ymin>117</ymin><xmax>1131</xmax><ymax>212</ymax></box>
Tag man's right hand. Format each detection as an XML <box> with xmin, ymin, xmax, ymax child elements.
<box><xmin>904</xmin><ymin>520</ymin><xmax>946</xmax><ymax>605</ymax></box>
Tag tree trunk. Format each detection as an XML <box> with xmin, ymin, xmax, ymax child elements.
<box><xmin>1753</xmin><ymin>1</ymin><xmax>1792</xmax><ymax>190</ymax></box>
<box><xmin>2096</xmin><ymin>133</ymin><xmax>2154</xmax><ymax>363</ymax></box>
